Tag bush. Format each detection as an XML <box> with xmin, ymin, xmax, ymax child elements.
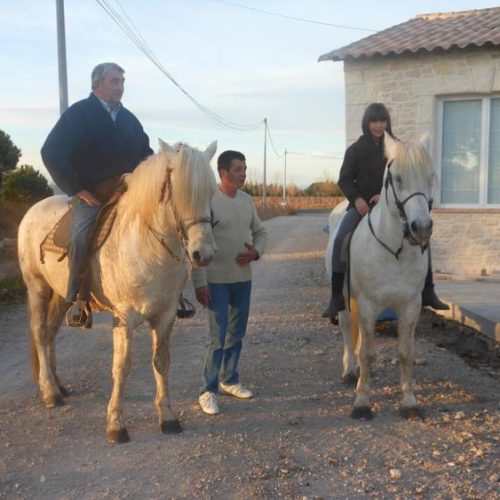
<box><xmin>0</xmin><ymin>130</ymin><xmax>21</xmax><ymax>183</ymax></box>
<box><xmin>2</xmin><ymin>165</ymin><xmax>53</xmax><ymax>204</ymax></box>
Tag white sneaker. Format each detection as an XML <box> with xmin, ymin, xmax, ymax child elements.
<box><xmin>199</xmin><ymin>391</ymin><xmax>220</xmax><ymax>415</ymax></box>
<box><xmin>219</xmin><ymin>382</ymin><xmax>253</xmax><ymax>399</ymax></box>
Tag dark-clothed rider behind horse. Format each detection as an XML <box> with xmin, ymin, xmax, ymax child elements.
<box><xmin>41</xmin><ymin>62</ymin><xmax>153</xmax><ymax>327</ymax></box>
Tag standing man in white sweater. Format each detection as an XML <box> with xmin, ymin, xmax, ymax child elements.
<box><xmin>193</xmin><ymin>150</ymin><xmax>268</xmax><ymax>415</ymax></box>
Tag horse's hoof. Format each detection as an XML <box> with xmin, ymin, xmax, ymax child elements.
<box><xmin>341</xmin><ymin>373</ymin><xmax>358</xmax><ymax>386</ymax></box>
<box><xmin>400</xmin><ymin>406</ymin><xmax>425</xmax><ymax>420</ymax></box>
<box><xmin>351</xmin><ymin>406</ymin><xmax>374</xmax><ymax>420</ymax></box>
<box><xmin>43</xmin><ymin>393</ymin><xmax>65</xmax><ymax>407</ymax></box>
<box><xmin>161</xmin><ymin>419</ymin><xmax>183</xmax><ymax>434</ymax></box>
<box><xmin>106</xmin><ymin>428</ymin><xmax>130</xmax><ymax>444</ymax></box>
<box><xmin>58</xmin><ymin>385</ymin><xmax>70</xmax><ymax>398</ymax></box>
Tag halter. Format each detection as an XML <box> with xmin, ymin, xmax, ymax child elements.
<box><xmin>367</xmin><ymin>161</ymin><xmax>432</xmax><ymax>260</ymax></box>
<box><xmin>148</xmin><ymin>165</ymin><xmax>211</xmax><ymax>264</ymax></box>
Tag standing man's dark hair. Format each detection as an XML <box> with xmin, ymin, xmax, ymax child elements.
<box><xmin>217</xmin><ymin>150</ymin><xmax>246</xmax><ymax>175</ymax></box>
<box><xmin>41</xmin><ymin>62</ymin><xmax>153</xmax><ymax>328</ymax></box>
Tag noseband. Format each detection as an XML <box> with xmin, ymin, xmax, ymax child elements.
<box><xmin>368</xmin><ymin>162</ymin><xmax>432</xmax><ymax>260</ymax></box>
<box><xmin>148</xmin><ymin>165</ymin><xmax>211</xmax><ymax>264</ymax></box>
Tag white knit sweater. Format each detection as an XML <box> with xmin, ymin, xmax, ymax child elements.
<box><xmin>192</xmin><ymin>189</ymin><xmax>268</xmax><ymax>288</ymax></box>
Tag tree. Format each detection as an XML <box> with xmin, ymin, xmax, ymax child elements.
<box><xmin>304</xmin><ymin>180</ymin><xmax>342</xmax><ymax>196</ymax></box>
<box><xmin>0</xmin><ymin>130</ymin><xmax>21</xmax><ymax>183</ymax></box>
<box><xmin>2</xmin><ymin>165</ymin><xmax>53</xmax><ymax>204</ymax></box>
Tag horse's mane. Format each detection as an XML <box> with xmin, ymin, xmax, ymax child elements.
<box><xmin>118</xmin><ymin>145</ymin><xmax>216</xmax><ymax>235</ymax></box>
<box><xmin>390</xmin><ymin>140</ymin><xmax>436</xmax><ymax>190</ymax></box>
<box><xmin>172</xmin><ymin>145</ymin><xmax>217</xmax><ymax>220</ymax></box>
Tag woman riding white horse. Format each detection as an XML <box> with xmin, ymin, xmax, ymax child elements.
<box><xmin>18</xmin><ymin>140</ymin><xmax>217</xmax><ymax>442</ymax></box>
<box><xmin>335</xmin><ymin>131</ymin><xmax>437</xmax><ymax>419</ymax></box>
<box><xmin>323</xmin><ymin>103</ymin><xmax>448</xmax><ymax>324</ymax></box>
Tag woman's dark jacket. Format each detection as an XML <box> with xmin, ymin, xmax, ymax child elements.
<box><xmin>338</xmin><ymin>134</ymin><xmax>387</xmax><ymax>209</ymax></box>
<box><xmin>41</xmin><ymin>93</ymin><xmax>153</xmax><ymax>196</ymax></box>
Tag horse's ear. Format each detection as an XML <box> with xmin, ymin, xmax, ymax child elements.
<box><xmin>384</xmin><ymin>131</ymin><xmax>398</xmax><ymax>161</ymax></box>
<box><xmin>158</xmin><ymin>138</ymin><xmax>176</xmax><ymax>154</ymax></box>
<box><xmin>205</xmin><ymin>141</ymin><xmax>217</xmax><ymax>160</ymax></box>
<box><xmin>419</xmin><ymin>132</ymin><xmax>431</xmax><ymax>153</ymax></box>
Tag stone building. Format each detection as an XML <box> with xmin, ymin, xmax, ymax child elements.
<box><xmin>319</xmin><ymin>7</ymin><xmax>500</xmax><ymax>276</ymax></box>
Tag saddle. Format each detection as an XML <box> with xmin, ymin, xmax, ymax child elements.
<box><xmin>40</xmin><ymin>176</ymin><xmax>127</xmax><ymax>264</ymax></box>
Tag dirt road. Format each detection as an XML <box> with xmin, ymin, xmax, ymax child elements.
<box><xmin>1</xmin><ymin>214</ymin><xmax>498</xmax><ymax>498</ymax></box>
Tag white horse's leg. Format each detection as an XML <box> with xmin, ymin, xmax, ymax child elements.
<box><xmin>351</xmin><ymin>306</ymin><xmax>377</xmax><ymax>420</ymax></box>
<box><xmin>106</xmin><ymin>322</ymin><xmax>133</xmax><ymax>443</ymax></box>
<box><xmin>46</xmin><ymin>293</ymin><xmax>68</xmax><ymax>397</ymax></box>
<box><xmin>397</xmin><ymin>306</ymin><xmax>424</xmax><ymax>419</ymax></box>
<box><xmin>150</xmin><ymin>311</ymin><xmax>182</xmax><ymax>434</ymax></box>
<box><xmin>338</xmin><ymin>309</ymin><xmax>357</xmax><ymax>385</ymax></box>
<box><xmin>28</xmin><ymin>283</ymin><xmax>64</xmax><ymax>407</ymax></box>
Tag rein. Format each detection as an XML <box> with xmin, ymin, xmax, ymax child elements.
<box><xmin>368</xmin><ymin>162</ymin><xmax>432</xmax><ymax>260</ymax></box>
<box><xmin>148</xmin><ymin>165</ymin><xmax>211</xmax><ymax>264</ymax></box>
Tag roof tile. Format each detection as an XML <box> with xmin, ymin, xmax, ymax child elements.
<box><xmin>318</xmin><ymin>8</ymin><xmax>500</xmax><ymax>61</ymax></box>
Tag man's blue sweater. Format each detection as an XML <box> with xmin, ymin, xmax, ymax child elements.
<box><xmin>41</xmin><ymin>93</ymin><xmax>153</xmax><ymax>196</ymax></box>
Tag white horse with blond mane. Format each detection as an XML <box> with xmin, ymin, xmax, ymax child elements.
<box><xmin>18</xmin><ymin>140</ymin><xmax>217</xmax><ymax>442</ymax></box>
<box><xmin>326</xmin><ymin>132</ymin><xmax>435</xmax><ymax>420</ymax></box>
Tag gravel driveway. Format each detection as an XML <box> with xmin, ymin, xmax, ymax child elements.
<box><xmin>0</xmin><ymin>214</ymin><xmax>498</xmax><ymax>498</ymax></box>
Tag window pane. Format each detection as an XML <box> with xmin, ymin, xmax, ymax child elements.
<box><xmin>488</xmin><ymin>98</ymin><xmax>500</xmax><ymax>204</ymax></box>
<box><xmin>441</xmin><ymin>100</ymin><xmax>481</xmax><ymax>204</ymax></box>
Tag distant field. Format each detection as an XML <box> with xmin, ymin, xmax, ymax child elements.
<box><xmin>253</xmin><ymin>196</ymin><xmax>344</xmax><ymax>211</ymax></box>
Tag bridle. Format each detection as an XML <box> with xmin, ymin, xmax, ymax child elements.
<box><xmin>367</xmin><ymin>161</ymin><xmax>432</xmax><ymax>260</ymax></box>
<box><xmin>147</xmin><ymin>165</ymin><xmax>211</xmax><ymax>264</ymax></box>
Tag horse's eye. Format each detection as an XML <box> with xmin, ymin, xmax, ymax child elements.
<box><xmin>395</xmin><ymin>175</ymin><xmax>402</xmax><ymax>185</ymax></box>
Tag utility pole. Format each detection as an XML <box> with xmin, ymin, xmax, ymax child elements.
<box><xmin>56</xmin><ymin>0</ymin><xmax>68</xmax><ymax>114</ymax></box>
<box><xmin>283</xmin><ymin>149</ymin><xmax>287</xmax><ymax>204</ymax></box>
<box><xmin>262</xmin><ymin>118</ymin><xmax>267</xmax><ymax>207</ymax></box>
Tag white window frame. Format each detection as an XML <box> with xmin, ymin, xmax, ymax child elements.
<box><xmin>437</xmin><ymin>95</ymin><xmax>500</xmax><ymax>209</ymax></box>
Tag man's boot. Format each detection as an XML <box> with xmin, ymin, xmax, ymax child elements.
<box><xmin>422</xmin><ymin>268</ymin><xmax>449</xmax><ymax>310</ymax></box>
<box><xmin>322</xmin><ymin>272</ymin><xmax>346</xmax><ymax>320</ymax></box>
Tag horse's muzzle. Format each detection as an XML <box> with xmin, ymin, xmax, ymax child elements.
<box><xmin>408</xmin><ymin>219</ymin><xmax>432</xmax><ymax>249</ymax></box>
<box><xmin>191</xmin><ymin>251</ymin><xmax>213</xmax><ymax>267</ymax></box>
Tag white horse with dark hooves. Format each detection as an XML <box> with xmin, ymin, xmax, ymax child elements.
<box><xmin>326</xmin><ymin>132</ymin><xmax>435</xmax><ymax>420</ymax></box>
<box><xmin>18</xmin><ymin>140</ymin><xmax>217</xmax><ymax>443</ymax></box>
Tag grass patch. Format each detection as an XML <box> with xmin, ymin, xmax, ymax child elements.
<box><xmin>0</xmin><ymin>274</ymin><xmax>26</xmax><ymax>304</ymax></box>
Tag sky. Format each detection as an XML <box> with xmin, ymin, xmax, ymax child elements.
<box><xmin>1</xmin><ymin>0</ymin><xmax>499</xmax><ymax>188</ymax></box>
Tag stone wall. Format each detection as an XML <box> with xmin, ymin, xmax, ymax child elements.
<box><xmin>343</xmin><ymin>47</ymin><xmax>500</xmax><ymax>144</ymax></box>
<box><xmin>431</xmin><ymin>209</ymin><xmax>500</xmax><ymax>276</ymax></box>
<box><xmin>341</xmin><ymin>46</ymin><xmax>500</xmax><ymax>275</ymax></box>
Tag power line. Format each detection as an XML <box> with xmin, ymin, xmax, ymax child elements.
<box><xmin>215</xmin><ymin>0</ymin><xmax>377</xmax><ymax>32</ymax></box>
<box><xmin>265</xmin><ymin>122</ymin><xmax>284</xmax><ymax>159</ymax></box>
<box><xmin>287</xmin><ymin>151</ymin><xmax>343</xmax><ymax>160</ymax></box>
<box><xmin>96</xmin><ymin>0</ymin><xmax>262</xmax><ymax>131</ymax></box>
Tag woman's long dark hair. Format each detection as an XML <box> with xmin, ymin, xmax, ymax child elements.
<box><xmin>361</xmin><ymin>103</ymin><xmax>395</xmax><ymax>138</ymax></box>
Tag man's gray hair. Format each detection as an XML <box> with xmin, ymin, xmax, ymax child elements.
<box><xmin>91</xmin><ymin>63</ymin><xmax>125</xmax><ymax>90</ymax></box>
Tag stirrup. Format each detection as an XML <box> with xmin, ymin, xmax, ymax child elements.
<box><xmin>65</xmin><ymin>300</ymin><xmax>93</xmax><ymax>329</ymax></box>
<box><xmin>176</xmin><ymin>295</ymin><xmax>196</xmax><ymax>319</ymax></box>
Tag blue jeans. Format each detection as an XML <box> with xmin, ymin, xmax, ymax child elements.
<box><xmin>200</xmin><ymin>281</ymin><xmax>252</xmax><ymax>394</ymax></box>
<box><xmin>332</xmin><ymin>206</ymin><xmax>362</xmax><ymax>273</ymax></box>
<box><xmin>66</xmin><ymin>197</ymin><xmax>100</xmax><ymax>302</ymax></box>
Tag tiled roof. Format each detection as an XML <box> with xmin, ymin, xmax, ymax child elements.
<box><xmin>318</xmin><ymin>7</ymin><xmax>500</xmax><ymax>62</ymax></box>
